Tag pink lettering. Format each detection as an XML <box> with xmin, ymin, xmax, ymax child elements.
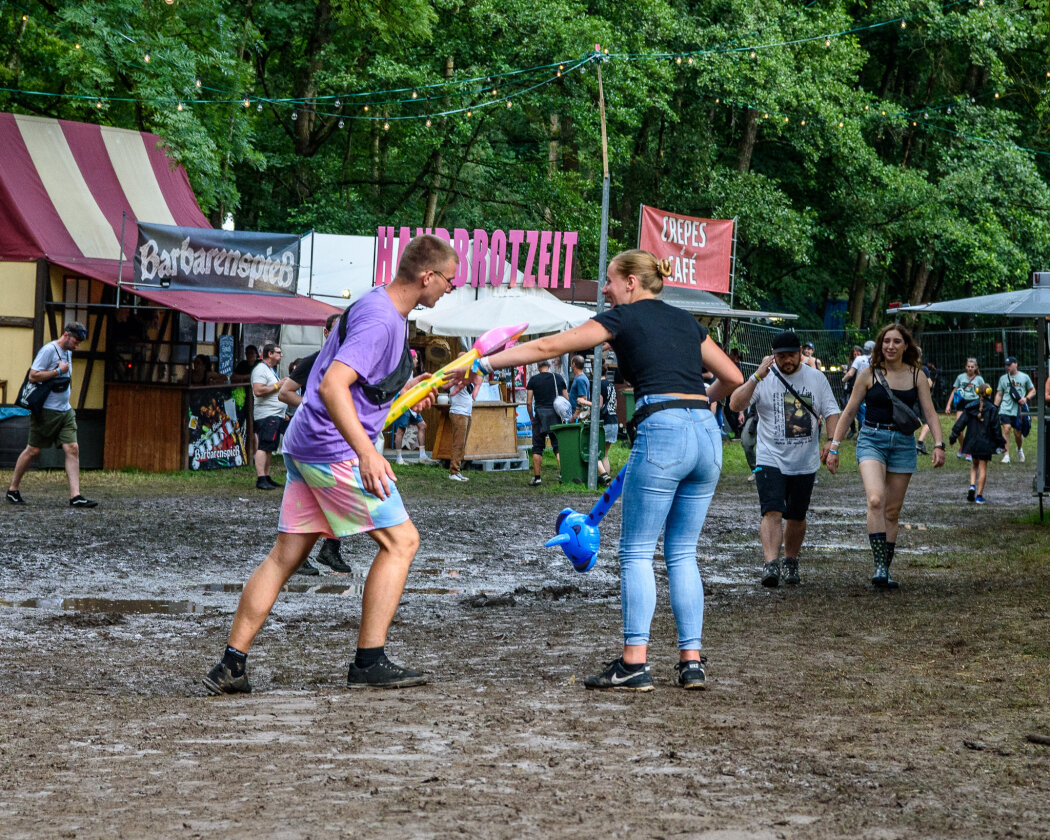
<box><xmin>434</xmin><ymin>228</ymin><xmax>451</xmax><ymax>244</ymax></box>
<box><xmin>537</xmin><ymin>231</ymin><xmax>552</xmax><ymax>288</ymax></box>
<box><xmin>507</xmin><ymin>230</ymin><xmax>525</xmax><ymax>288</ymax></box>
<box><xmin>470</xmin><ymin>229</ymin><xmax>489</xmax><ymax>288</ymax></box>
<box><xmin>550</xmin><ymin>232</ymin><xmax>562</xmax><ymax>289</ymax></box>
<box><xmin>489</xmin><ymin>229</ymin><xmax>507</xmax><ymax>286</ymax></box>
<box><xmin>395</xmin><ymin>226</ymin><xmax>412</xmax><ymax>278</ymax></box>
<box><xmin>561</xmin><ymin>232</ymin><xmax>577</xmax><ymax>287</ymax></box>
<box><xmin>452</xmin><ymin>228</ymin><xmax>470</xmax><ymax>286</ymax></box>
<box><xmin>375</xmin><ymin>226</ymin><xmax>396</xmax><ymax>285</ymax></box>
<box><xmin>523</xmin><ymin>230</ymin><xmax>539</xmax><ymax>287</ymax></box>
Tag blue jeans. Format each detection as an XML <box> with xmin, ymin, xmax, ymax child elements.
<box><xmin>619</xmin><ymin>398</ymin><xmax>722</xmax><ymax>650</ymax></box>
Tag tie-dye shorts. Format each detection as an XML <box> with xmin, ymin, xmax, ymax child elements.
<box><xmin>278</xmin><ymin>456</ymin><xmax>409</xmax><ymax>537</ymax></box>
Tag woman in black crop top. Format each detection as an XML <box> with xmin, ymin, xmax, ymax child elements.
<box><xmin>472</xmin><ymin>249</ymin><xmax>744</xmax><ymax>691</ymax></box>
<box><xmin>825</xmin><ymin>323</ymin><xmax>943</xmax><ymax>588</ymax></box>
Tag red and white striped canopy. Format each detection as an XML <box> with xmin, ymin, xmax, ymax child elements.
<box><xmin>0</xmin><ymin>113</ymin><xmax>337</xmax><ymax>325</ymax></box>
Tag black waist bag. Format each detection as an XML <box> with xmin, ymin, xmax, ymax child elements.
<box><xmin>626</xmin><ymin>399</ymin><xmax>709</xmax><ymax>445</ymax></box>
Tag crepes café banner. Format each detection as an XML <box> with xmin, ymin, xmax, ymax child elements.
<box><xmin>135</xmin><ymin>223</ymin><xmax>300</xmax><ymax>294</ymax></box>
<box><xmin>375</xmin><ymin>226</ymin><xmax>578</xmax><ymax>288</ymax></box>
<box><xmin>637</xmin><ymin>205</ymin><xmax>734</xmax><ymax>294</ymax></box>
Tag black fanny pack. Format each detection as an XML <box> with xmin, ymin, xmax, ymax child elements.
<box><xmin>336</xmin><ymin>300</ymin><xmax>413</xmax><ymax>405</ymax></box>
<box><xmin>626</xmin><ymin>399</ymin><xmax>709</xmax><ymax>445</ymax></box>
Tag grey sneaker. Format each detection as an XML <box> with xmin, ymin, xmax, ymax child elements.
<box><xmin>782</xmin><ymin>558</ymin><xmax>801</xmax><ymax>585</ymax></box>
<box><xmin>347</xmin><ymin>654</ymin><xmax>428</xmax><ymax>689</ymax></box>
<box><xmin>583</xmin><ymin>657</ymin><xmax>653</xmax><ymax>692</ymax></box>
<box><xmin>761</xmin><ymin>561</ymin><xmax>781</xmax><ymax>588</ymax></box>
<box><xmin>674</xmin><ymin>658</ymin><xmax>707</xmax><ymax>690</ymax></box>
<box><xmin>202</xmin><ymin>662</ymin><xmax>251</xmax><ymax>695</ymax></box>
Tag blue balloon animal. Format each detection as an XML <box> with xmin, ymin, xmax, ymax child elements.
<box><xmin>544</xmin><ymin>466</ymin><xmax>627</xmax><ymax>572</ymax></box>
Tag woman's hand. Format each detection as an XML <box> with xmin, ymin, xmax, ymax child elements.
<box><xmin>931</xmin><ymin>446</ymin><xmax>945</xmax><ymax>468</ymax></box>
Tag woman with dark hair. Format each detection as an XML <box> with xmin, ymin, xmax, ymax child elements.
<box><xmin>470</xmin><ymin>248</ymin><xmax>744</xmax><ymax>690</ymax></box>
<box><xmin>824</xmin><ymin>323</ymin><xmax>944</xmax><ymax>588</ymax></box>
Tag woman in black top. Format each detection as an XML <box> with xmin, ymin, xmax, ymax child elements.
<box><xmin>472</xmin><ymin>249</ymin><xmax>743</xmax><ymax>691</ymax></box>
<box><xmin>825</xmin><ymin>323</ymin><xmax>943</xmax><ymax>588</ymax></box>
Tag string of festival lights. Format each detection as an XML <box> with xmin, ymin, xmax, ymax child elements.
<box><xmin>2</xmin><ymin>0</ymin><xmax>1045</xmax><ymax>160</ymax></box>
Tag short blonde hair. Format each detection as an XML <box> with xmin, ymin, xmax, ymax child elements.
<box><xmin>609</xmin><ymin>249</ymin><xmax>672</xmax><ymax>294</ymax></box>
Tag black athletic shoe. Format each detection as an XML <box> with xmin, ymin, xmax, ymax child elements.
<box><xmin>316</xmin><ymin>540</ymin><xmax>352</xmax><ymax>573</ymax></box>
<box><xmin>69</xmin><ymin>495</ymin><xmax>98</xmax><ymax>508</ymax></box>
<box><xmin>256</xmin><ymin>476</ymin><xmax>277</xmax><ymax>490</ymax></box>
<box><xmin>599</xmin><ymin>472</ymin><xmax>613</xmax><ymax>486</ymax></box>
<box><xmin>967</xmin><ymin>485</ymin><xmax>976</xmax><ymax>503</ymax></box>
<box><xmin>346</xmin><ymin>654</ymin><xmax>428</xmax><ymax>689</ymax></box>
<box><xmin>761</xmin><ymin>561</ymin><xmax>781</xmax><ymax>588</ymax></box>
<box><xmin>583</xmin><ymin>657</ymin><xmax>653</xmax><ymax>692</ymax></box>
<box><xmin>783</xmin><ymin>558</ymin><xmax>801</xmax><ymax>585</ymax></box>
<box><xmin>915</xmin><ymin>441</ymin><xmax>929</xmax><ymax>455</ymax></box>
<box><xmin>6</xmin><ymin>489</ymin><xmax>26</xmax><ymax>505</ymax></box>
<box><xmin>295</xmin><ymin>559</ymin><xmax>321</xmax><ymax>576</ymax></box>
<box><xmin>202</xmin><ymin>662</ymin><xmax>251</xmax><ymax>695</ymax></box>
<box><xmin>528</xmin><ymin>476</ymin><xmax>542</xmax><ymax>486</ymax></box>
<box><xmin>674</xmin><ymin>658</ymin><xmax>708</xmax><ymax>690</ymax></box>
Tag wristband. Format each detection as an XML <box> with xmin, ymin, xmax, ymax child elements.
<box><xmin>752</xmin><ymin>372</ymin><xmax>765</xmax><ymax>383</ymax></box>
<box><xmin>830</xmin><ymin>440</ymin><xmax>841</xmax><ymax>447</ymax></box>
<box><xmin>933</xmin><ymin>442</ymin><xmax>945</xmax><ymax>450</ymax></box>
<box><xmin>473</xmin><ymin>357</ymin><xmax>494</xmax><ymax>376</ymax></box>
<box><xmin>829</xmin><ymin>449</ymin><xmax>839</xmax><ymax>456</ymax></box>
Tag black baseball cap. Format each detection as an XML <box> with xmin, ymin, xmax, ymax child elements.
<box><xmin>771</xmin><ymin>331</ymin><xmax>801</xmax><ymax>353</ymax></box>
<box><xmin>1005</xmin><ymin>356</ymin><xmax>1018</xmax><ymax>365</ymax></box>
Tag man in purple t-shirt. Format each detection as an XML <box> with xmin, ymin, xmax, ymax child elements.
<box><xmin>204</xmin><ymin>234</ymin><xmax>459</xmax><ymax>695</ymax></box>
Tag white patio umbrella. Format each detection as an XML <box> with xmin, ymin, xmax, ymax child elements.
<box><xmin>411</xmin><ymin>284</ymin><xmax>592</xmax><ymax>337</ymax></box>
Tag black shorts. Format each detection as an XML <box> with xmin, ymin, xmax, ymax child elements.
<box><xmin>255</xmin><ymin>415</ymin><xmax>283</xmax><ymax>452</ymax></box>
<box><xmin>531</xmin><ymin>407</ymin><xmax>560</xmax><ymax>457</ymax></box>
<box><xmin>754</xmin><ymin>465</ymin><xmax>816</xmax><ymax>520</ymax></box>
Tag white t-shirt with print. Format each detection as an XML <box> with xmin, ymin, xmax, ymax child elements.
<box><xmin>749</xmin><ymin>364</ymin><xmax>841</xmax><ymax>475</ymax></box>
<box><xmin>251</xmin><ymin>363</ymin><xmax>285</xmax><ymax>420</ymax></box>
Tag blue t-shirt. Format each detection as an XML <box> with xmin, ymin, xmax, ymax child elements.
<box><xmin>283</xmin><ymin>288</ymin><xmax>406</xmax><ymax>462</ymax></box>
<box><xmin>569</xmin><ymin>373</ymin><xmax>590</xmax><ymax>412</ymax></box>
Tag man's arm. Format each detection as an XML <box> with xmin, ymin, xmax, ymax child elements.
<box><xmin>526</xmin><ymin>388</ymin><xmax>535</xmax><ymax>423</ymax></box>
<box><xmin>278</xmin><ymin>378</ymin><xmax>303</xmax><ymax>408</ymax></box>
<box><xmin>728</xmin><ymin>354</ymin><xmax>774</xmax><ymax>412</ymax></box>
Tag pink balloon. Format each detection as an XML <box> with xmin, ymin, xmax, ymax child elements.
<box><xmin>473</xmin><ymin>322</ymin><xmax>528</xmax><ymax>356</ymax></box>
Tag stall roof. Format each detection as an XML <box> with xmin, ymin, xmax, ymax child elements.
<box><xmin>550</xmin><ymin>280</ymin><xmax>796</xmax><ymax>320</ymax></box>
<box><xmin>0</xmin><ymin>113</ymin><xmax>337</xmax><ymax>326</ymax></box>
<box><xmin>409</xmin><ymin>284</ymin><xmax>592</xmax><ymax>337</ymax></box>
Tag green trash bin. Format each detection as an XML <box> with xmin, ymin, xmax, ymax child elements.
<box><xmin>623</xmin><ymin>389</ymin><xmax>635</xmax><ymax>424</ymax></box>
<box><xmin>549</xmin><ymin>423</ymin><xmax>605</xmax><ymax>484</ymax></box>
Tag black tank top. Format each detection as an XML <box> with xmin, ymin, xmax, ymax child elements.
<box><xmin>865</xmin><ymin>368</ymin><xmax>918</xmax><ymax>425</ymax></box>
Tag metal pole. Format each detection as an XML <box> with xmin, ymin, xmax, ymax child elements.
<box><xmin>729</xmin><ymin>216</ymin><xmax>739</xmax><ymax>309</ymax></box>
<box><xmin>588</xmin><ymin>51</ymin><xmax>611</xmax><ymax>491</ymax></box>
<box><xmin>307</xmin><ymin>229</ymin><xmax>315</xmax><ymax>298</ymax></box>
<box><xmin>1037</xmin><ymin>315</ymin><xmax>1047</xmax><ymax>503</ymax></box>
<box><xmin>116</xmin><ymin>211</ymin><xmax>126</xmax><ymax>310</ymax></box>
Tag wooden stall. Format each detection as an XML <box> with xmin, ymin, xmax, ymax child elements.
<box><xmin>422</xmin><ymin>402</ymin><xmax>520</xmax><ymax>461</ymax></box>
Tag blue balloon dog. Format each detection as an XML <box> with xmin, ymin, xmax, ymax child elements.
<box><xmin>544</xmin><ymin>466</ymin><xmax>627</xmax><ymax>572</ymax></box>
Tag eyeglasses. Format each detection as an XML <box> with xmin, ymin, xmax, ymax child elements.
<box><xmin>430</xmin><ymin>268</ymin><xmax>453</xmax><ymax>290</ymax></box>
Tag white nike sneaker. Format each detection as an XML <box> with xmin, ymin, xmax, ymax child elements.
<box><xmin>1019</xmin><ymin>448</ymin><xmax>1026</xmax><ymax>463</ymax></box>
<box><xmin>1001</xmin><ymin>452</ymin><xmax>1010</xmax><ymax>464</ymax></box>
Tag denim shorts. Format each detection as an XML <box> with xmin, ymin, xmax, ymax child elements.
<box><xmin>855</xmin><ymin>425</ymin><xmax>917</xmax><ymax>473</ymax></box>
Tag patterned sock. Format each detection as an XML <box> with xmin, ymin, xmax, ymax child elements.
<box><xmin>868</xmin><ymin>532</ymin><xmax>888</xmax><ymax>566</ymax></box>
<box><xmin>222</xmin><ymin>645</ymin><xmax>247</xmax><ymax>677</ymax></box>
<box><xmin>886</xmin><ymin>542</ymin><xmax>896</xmax><ymax>564</ymax></box>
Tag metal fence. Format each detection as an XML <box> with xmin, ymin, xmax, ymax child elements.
<box><xmin>720</xmin><ymin>322</ymin><xmax>1041</xmax><ymax>408</ymax></box>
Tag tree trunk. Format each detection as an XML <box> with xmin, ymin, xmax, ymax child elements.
<box><xmin>423</xmin><ymin>56</ymin><xmax>454</xmax><ymax>227</ymax></box>
<box><xmin>848</xmin><ymin>251</ymin><xmax>869</xmax><ymax>328</ymax></box>
<box><xmin>737</xmin><ymin>109</ymin><xmax>758</xmax><ymax>173</ymax></box>
<box><xmin>869</xmin><ymin>278</ymin><xmax>886</xmax><ymax>326</ymax></box>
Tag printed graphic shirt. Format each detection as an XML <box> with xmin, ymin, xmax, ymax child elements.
<box><xmin>996</xmin><ymin>372</ymin><xmax>1035</xmax><ymax>417</ymax></box>
<box><xmin>749</xmin><ymin>364</ymin><xmax>840</xmax><ymax>475</ymax></box>
<box><xmin>251</xmin><ymin>362</ymin><xmax>285</xmax><ymax>420</ymax></box>
<box><xmin>951</xmin><ymin>372</ymin><xmax>985</xmax><ymax>403</ymax></box>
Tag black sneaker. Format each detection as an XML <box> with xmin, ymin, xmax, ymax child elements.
<box><xmin>783</xmin><ymin>557</ymin><xmax>801</xmax><ymax>585</ymax></box>
<box><xmin>256</xmin><ymin>476</ymin><xmax>277</xmax><ymax>490</ymax></box>
<box><xmin>202</xmin><ymin>662</ymin><xmax>251</xmax><ymax>695</ymax></box>
<box><xmin>316</xmin><ymin>539</ymin><xmax>352</xmax><ymax>573</ymax></box>
<box><xmin>69</xmin><ymin>495</ymin><xmax>98</xmax><ymax>508</ymax></box>
<box><xmin>599</xmin><ymin>472</ymin><xmax>613</xmax><ymax>486</ymax></box>
<box><xmin>915</xmin><ymin>441</ymin><xmax>929</xmax><ymax>455</ymax></box>
<box><xmin>761</xmin><ymin>561</ymin><xmax>781</xmax><ymax>588</ymax></box>
<box><xmin>528</xmin><ymin>476</ymin><xmax>542</xmax><ymax>486</ymax></box>
<box><xmin>583</xmin><ymin>657</ymin><xmax>653</xmax><ymax>692</ymax></box>
<box><xmin>674</xmin><ymin>658</ymin><xmax>707</xmax><ymax>690</ymax></box>
<box><xmin>295</xmin><ymin>559</ymin><xmax>321</xmax><ymax>576</ymax></box>
<box><xmin>347</xmin><ymin>654</ymin><xmax>428</xmax><ymax>689</ymax></box>
<box><xmin>967</xmin><ymin>485</ymin><xmax>976</xmax><ymax>503</ymax></box>
<box><xmin>6</xmin><ymin>489</ymin><xmax>26</xmax><ymax>505</ymax></box>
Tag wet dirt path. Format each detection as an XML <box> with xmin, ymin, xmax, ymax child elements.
<box><xmin>1</xmin><ymin>468</ymin><xmax>1049</xmax><ymax>839</ymax></box>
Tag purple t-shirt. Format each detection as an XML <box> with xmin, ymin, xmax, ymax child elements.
<box><xmin>282</xmin><ymin>287</ymin><xmax>407</xmax><ymax>463</ymax></box>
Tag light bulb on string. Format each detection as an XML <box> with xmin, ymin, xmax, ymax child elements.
<box><xmin>506</xmin><ymin>100</ymin><xmax>512</xmax><ymax>108</ymax></box>
<box><xmin>838</xmin><ymin>121</ymin><xmax>844</xmax><ymax>127</ymax></box>
<box><xmin>687</xmin><ymin>57</ymin><xmax>694</xmax><ymax>65</ymax></box>
<box><xmin>750</xmin><ymin>50</ymin><xmax>756</xmax><ymax>58</ymax></box>
<box><xmin>177</xmin><ymin>101</ymin><xmax>183</xmax><ymax>111</ymax></box>
<box><xmin>825</xmin><ymin>38</ymin><xmax>831</xmax><ymax>47</ymax></box>
<box><xmin>363</xmin><ymin>105</ymin><xmax>369</xmax><ymax>112</ymax></box>
<box><xmin>74</xmin><ymin>43</ymin><xmax>80</xmax><ymax>49</ymax></box>
<box><xmin>21</xmin><ymin>14</ymin><xmax>27</xmax><ymax>22</ymax></box>
<box><xmin>675</xmin><ymin>56</ymin><xmax>682</xmax><ymax>65</ymax></box>
<box><xmin>144</xmin><ymin>51</ymin><xmax>150</xmax><ymax>63</ymax></box>
<box><xmin>491</xmin><ymin>89</ymin><xmax>497</xmax><ymax>96</ymax></box>
<box><xmin>466</xmin><ymin>110</ymin><xmax>472</xmax><ymax>118</ymax></box>
<box><xmin>559</xmin><ymin>64</ymin><xmax>565</xmax><ymax>71</ymax></box>
<box><xmin>383</xmin><ymin>121</ymin><xmax>390</xmax><ymax>130</ymax></box>
<box><xmin>257</xmin><ymin>103</ymin><xmax>263</xmax><ymax>111</ymax></box>
<box><xmin>338</xmin><ymin>119</ymin><xmax>344</xmax><ymax>129</ymax></box>
<box><xmin>715</xmin><ymin>97</ymin><xmax>720</xmax><ymax>104</ymax></box>
<box><xmin>947</xmin><ymin>106</ymin><xmax>952</xmax><ymax>114</ymax></box>
<box><xmin>411</xmin><ymin>91</ymin><xmax>418</xmax><ymax>99</ymax></box>
<box><xmin>994</xmin><ymin>91</ymin><xmax>1000</xmax><ymax>98</ymax></box>
<box><xmin>901</xmin><ymin>20</ymin><xmax>906</xmax><ymax>28</ymax></box>
<box><xmin>96</xmin><ymin>99</ymin><xmax>103</xmax><ymax>109</ymax></box>
<box><xmin>763</xmin><ymin>113</ymin><xmax>768</xmax><ymax>119</ymax></box>
<box><xmin>556</xmin><ymin>69</ymin><xmax>562</xmax><ymax>77</ymax></box>
<box><xmin>783</xmin><ymin>116</ymin><xmax>788</xmax><ymax>123</ymax></box>
<box><xmin>425</xmin><ymin>118</ymin><xmax>432</xmax><ymax>127</ymax></box>
<box><xmin>291</xmin><ymin>110</ymin><xmax>298</xmax><ymax>121</ymax></box>
<box><xmin>195</xmin><ymin>77</ymin><xmax>202</xmax><ymax>89</ymax></box>
<box><xmin>243</xmin><ymin>97</ymin><xmax>250</xmax><ymax>108</ymax></box>
<box><xmin>800</xmin><ymin>119</ymin><xmax>806</xmax><ymax>125</ymax></box>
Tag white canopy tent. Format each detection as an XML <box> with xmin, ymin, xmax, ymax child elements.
<box><xmin>892</xmin><ymin>271</ymin><xmax>1050</xmax><ymax>511</ymax></box>
<box><xmin>410</xmin><ymin>284</ymin><xmax>592</xmax><ymax>337</ymax></box>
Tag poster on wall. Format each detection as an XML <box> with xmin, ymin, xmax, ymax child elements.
<box><xmin>187</xmin><ymin>387</ymin><xmax>247</xmax><ymax>470</ymax></box>
<box><xmin>637</xmin><ymin>205</ymin><xmax>734</xmax><ymax>293</ymax></box>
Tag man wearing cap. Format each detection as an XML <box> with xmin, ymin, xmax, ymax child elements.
<box><xmin>994</xmin><ymin>357</ymin><xmax>1035</xmax><ymax>463</ymax></box>
<box><xmin>729</xmin><ymin>331</ymin><xmax>840</xmax><ymax>587</ymax></box>
<box><xmin>6</xmin><ymin>322</ymin><xmax>98</xmax><ymax>508</ymax></box>
<box><xmin>801</xmin><ymin>342</ymin><xmax>824</xmax><ymax>371</ymax></box>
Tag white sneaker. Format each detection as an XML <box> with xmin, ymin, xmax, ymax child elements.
<box><xmin>448</xmin><ymin>473</ymin><xmax>468</xmax><ymax>482</ymax></box>
<box><xmin>1001</xmin><ymin>452</ymin><xmax>1010</xmax><ymax>464</ymax></box>
<box><xmin>1019</xmin><ymin>449</ymin><xmax>1026</xmax><ymax>463</ymax></box>
<box><xmin>395</xmin><ymin>454</ymin><xmax>405</xmax><ymax>465</ymax></box>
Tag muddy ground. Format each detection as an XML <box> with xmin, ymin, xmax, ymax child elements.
<box><xmin>1</xmin><ymin>451</ymin><xmax>1049</xmax><ymax>840</ymax></box>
